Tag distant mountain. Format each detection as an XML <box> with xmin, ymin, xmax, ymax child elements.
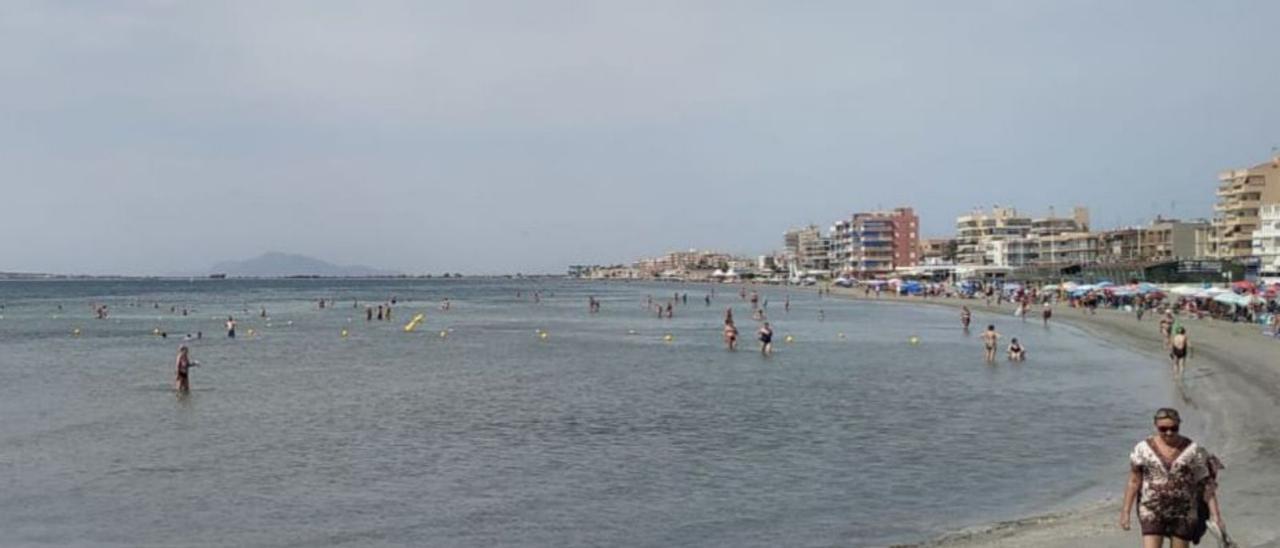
<box><xmin>209</xmin><ymin>252</ymin><xmax>398</xmax><ymax>278</ymax></box>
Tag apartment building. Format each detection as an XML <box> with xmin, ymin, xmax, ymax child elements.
<box><xmin>1254</xmin><ymin>204</ymin><xmax>1280</xmax><ymax>279</ymax></box>
<box><xmin>955</xmin><ymin>207</ymin><xmax>1032</xmax><ymax>265</ymax></box>
<box><xmin>1212</xmin><ymin>156</ymin><xmax>1280</xmax><ymax>259</ymax></box>
<box><xmin>783</xmin><ymin>225</ymin><xmax>831</xmax><ymax>273</ymax></box>
<box><xmin>831</xmin><ymin>207</ymin><xmax>919</xmax><ymax>278</ymax></box>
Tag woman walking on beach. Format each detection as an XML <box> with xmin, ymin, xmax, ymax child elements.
<box><xmin>1160</xmin><ymin>311</ymin><xmax>1174</xmax><ymax>349</ymax></box>
<box><xmin>1120</xmin><ymin>408</ymin><xmax>1225</xmax><ymax>548</ymax></box>
<box><xmin>1170</xmin><ymin>327</ymin><xmax>1190</xmax><ymax>379</ymax></box>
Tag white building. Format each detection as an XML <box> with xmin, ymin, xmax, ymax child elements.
<box><xmin>983</xmin><ymin>238</ymin><xmax>1039</xmax><ymax>267</ymax></box>
<box><xmin>1253</xmin><ymin>204</ymin><xmax>1280</xmax><ymax>280</ymax></box>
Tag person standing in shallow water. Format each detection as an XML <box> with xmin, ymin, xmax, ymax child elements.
<box><xmin>1121</xmin><ymin>408</ymin><xmax>1225</xmax><ymax>548</ymax></box>
<box><xmin>174</xmin><ymin>345</ymin><xmax>198</xmax><ymax>392</ymax></box>
<box><xmin>225</xmin><ymin>316</ymin><xmax>236</xmax><ymax>339</ymax></box>
<box><xmin>757</xmin><ymin>322</ymin><xmax>773</xmax><ymax>355</ymax></box>
<box><xmin>723</xmin><ymin>319</ymin><xmax>738</xmax><ymax>351</ymax></box>
<box><xmin>981</xmin><ymin>324</ymin><xmax>999</xmax><ymax>363</ymax></box>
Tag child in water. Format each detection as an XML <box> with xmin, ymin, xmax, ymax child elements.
<box><xmin>1007</xmin><ymin>338</ymin><xmax>1026</xmax><ymax>362</ymax></box>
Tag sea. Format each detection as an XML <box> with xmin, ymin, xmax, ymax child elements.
<box><xmin>0</xmin><ymin>278</ymin><xmax>1186</xmax><ymax>547</ymax></box>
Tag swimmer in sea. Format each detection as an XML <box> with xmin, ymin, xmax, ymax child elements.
<box><xmin>1007</xmin><ymin>337</ymin><xmax>1026</xmax><ymax>362</ymax></box>
<box><xmin>1170</xmin><ymin>326</ymin><xmax>1189</xmax><ymax>379</ymax></box>
<box><xmin>757</xmin><ymin>322</ymin><xmax>774</xmax><ymax>355</ymax></box>
<box><xmin>961</xmin><ymin>306</ymin><xmax>971</xmax><ymax>330</ymax></box>
<box><xmin>225</xmin><ymin>316</ymin><xmax>236</xmax><ymax>339</ymax></box>
<box><xmin>723</xmin><ymin>320</ymin><xmax>739</xmax><ymax>351</ymax></box>
<box><xmin>175</xmin><ymin>345</ymin><xmax>198</xmax><ymax>392</ymax></box>
<box><xmin>981</xmin><ymin>325</ymin><xmax>1000</xmax><ymax>363</ymax></box>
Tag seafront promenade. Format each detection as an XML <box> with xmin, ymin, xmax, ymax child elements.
<box><xmin>819</xmin><ymin>288</ymin><xmax>1280</xmax><ymax>548</ymax></box>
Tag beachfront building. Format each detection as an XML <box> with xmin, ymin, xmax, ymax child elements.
<box><xmin>918</xmin><ymin>238</ymin><xmax>956</xmax><ymax>265</ymax></box>
<box><xmin>1031</xmin><ymin>206</ymin><xmax>1090</xmax><ymax>237</ymax></box>
<box><xmin>1254</xmin><ymin>204</ymin><xmax>1280</xmax><ymax>280</ymax></box>
<box><xmin>1211</xmin><ymin>155</ymin><xmax>1280</xmax><ymax>259</ymax></box>
<box><xmin>578</xmin><ymin>265</ymin><xmax>647</xmax><ymax>279</ymax></box>
<box><xmin>1195</xmin><ymin>225</ymin><xmax>1214</xmax><ymax>260</ymax></box>
<box><xmin>1102</xmin><ymin>228</ymin><xmax>1143</xmax><ymax>262</ymax></box>
<box><xmin>983</xmin><ymin>237</ymin><xmax>1039</xmax><ymax>267</ymax></box>
<box><xmin>783</xmin><ymin>225</ymin><xmax>831</xmax><ymax>274</ymax></box>
<box><xmin>634</xmin><ymin>249</ymin><xmax>733</xmax><ymax>278</ymax></box>
<box><xmin>1101</xmin><ymin>217</ymin><xmax>1213</xmax><ymax>263</ymax></box>
<box><xmin>1141</xmin><ymin>217</ymin><xmax>1211</xmax><ymax>261</ymax></box>
<box><xmin>1038</xmin><ymin>232</ymin><xmax>1101</xmax><ymax>264</ymax></box>
<box><xmin>830</xmin><ymin>207</ymin><xmax>919</xmax><ymax>278</ymax></box>
<box><xmin>955</xmin><ymin>207</ymin><xmax>1033</xmax><ymax>265</ymax></box>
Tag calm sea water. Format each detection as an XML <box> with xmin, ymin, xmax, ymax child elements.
<box><xmin>0</xmin><ymin>279</ymin><xmax>1182</xmax><ymax>547</ymax></box>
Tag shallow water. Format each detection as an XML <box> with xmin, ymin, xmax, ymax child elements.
<box><xmin>0</xmin><ymin>279</ymin><xmax>1183</xmax><ymax>547</ymax></box>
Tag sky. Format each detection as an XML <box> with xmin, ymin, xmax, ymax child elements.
<box><xmin>1</xmin><ymin>1</ymin><xmax>1277</xmax><ymax>275</ymax></box>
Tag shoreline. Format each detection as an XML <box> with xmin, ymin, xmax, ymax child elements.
<box><xmin>816</xmin><ymin>288</ymin><xmax>1279</xmax><ymax>548</ymax></box>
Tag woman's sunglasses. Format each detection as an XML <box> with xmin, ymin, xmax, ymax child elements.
<box><xmin>1157</xmin><ymin>425</ymin><xmax>1179</xmax><ymax>433</ymax></box>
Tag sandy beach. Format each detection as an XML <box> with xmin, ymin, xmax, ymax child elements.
<box><xmin>821</xmin><ymin>288</ymin><xmax>1280</xmax><ymax>548</ymax></box>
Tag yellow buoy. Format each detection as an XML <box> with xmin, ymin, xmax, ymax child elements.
<box><xmin>341</xmin><ymin>329</ymin><xmax>348</xmax><ymax>338</ymax></box>
<box><xmin>439</xmin><ymin>330</ymin><xmax>448</xmax><ymax>338</ymax></box>
<box><xmin>908</xmin><ymin>336</ymin><xmax>920</xmax><ymax>346</ymax></box>
<box><xmin>153</xmin><ymin>328</ymin><xmax>161</xmax><ymax>335</ymax></box>
<box><xmin>663</xmin><ymin>334</ymin><xmax>673</xmax><ymax>342</ymax></box>
<box><xmin>539</xmin><ymin>331</ymin><xmax>549</xmax><ymax>340</ymax></box>
<box><xmin>784</xmin><ymin>335</ymin><xmax>795</xmax><ymax>343</ymax></box>
<box><xmin>404</xmin><ymin>313</ymin><xmax>425</xmax><ymax>332</ymax></box>
<box><xmin>73</xmin><ymin>328</ymin><xmax>81</xmax><ymax>336</ymax></box>
<box><xmin>837</xmin><ymin>332</ymin><xmax>846</xmax><ymax>339</ymax></box>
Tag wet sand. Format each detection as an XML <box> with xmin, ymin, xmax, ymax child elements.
<box><xmin>825</xmin><ymin>288</ymin><xmax>1280</xmax><ymax>548</ymax></box>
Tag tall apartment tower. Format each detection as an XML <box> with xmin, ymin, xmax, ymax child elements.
<box><xmin>1212</xmin><ymin>156</ymin><xmax>1280</xmax><ymax>259</ymax></box>
<box><xmin>830</xmin><ymin>207</ymin><xmax>919</xmax><ymax>278</ymax></box>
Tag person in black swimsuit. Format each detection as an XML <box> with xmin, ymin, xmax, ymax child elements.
<box><xmin>1170</xmin><ymin>326</ymin><xmax>1189</xmax><ymax>378</ymax></box>
<box><xmin>1007</xmin><ymin>337</ymin><xmax>1026</xmax><ymax>362</ymax></box>
<box><xmin>758</xmin><ymin>322</ymin><xmax>774</xmax><ymax>356</ymax></box>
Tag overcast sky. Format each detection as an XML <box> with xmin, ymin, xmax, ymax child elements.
<box><xmin>2</xmin><ymin>1</ymin><xmax>1277</xmax><ymax>275</ymax></box>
